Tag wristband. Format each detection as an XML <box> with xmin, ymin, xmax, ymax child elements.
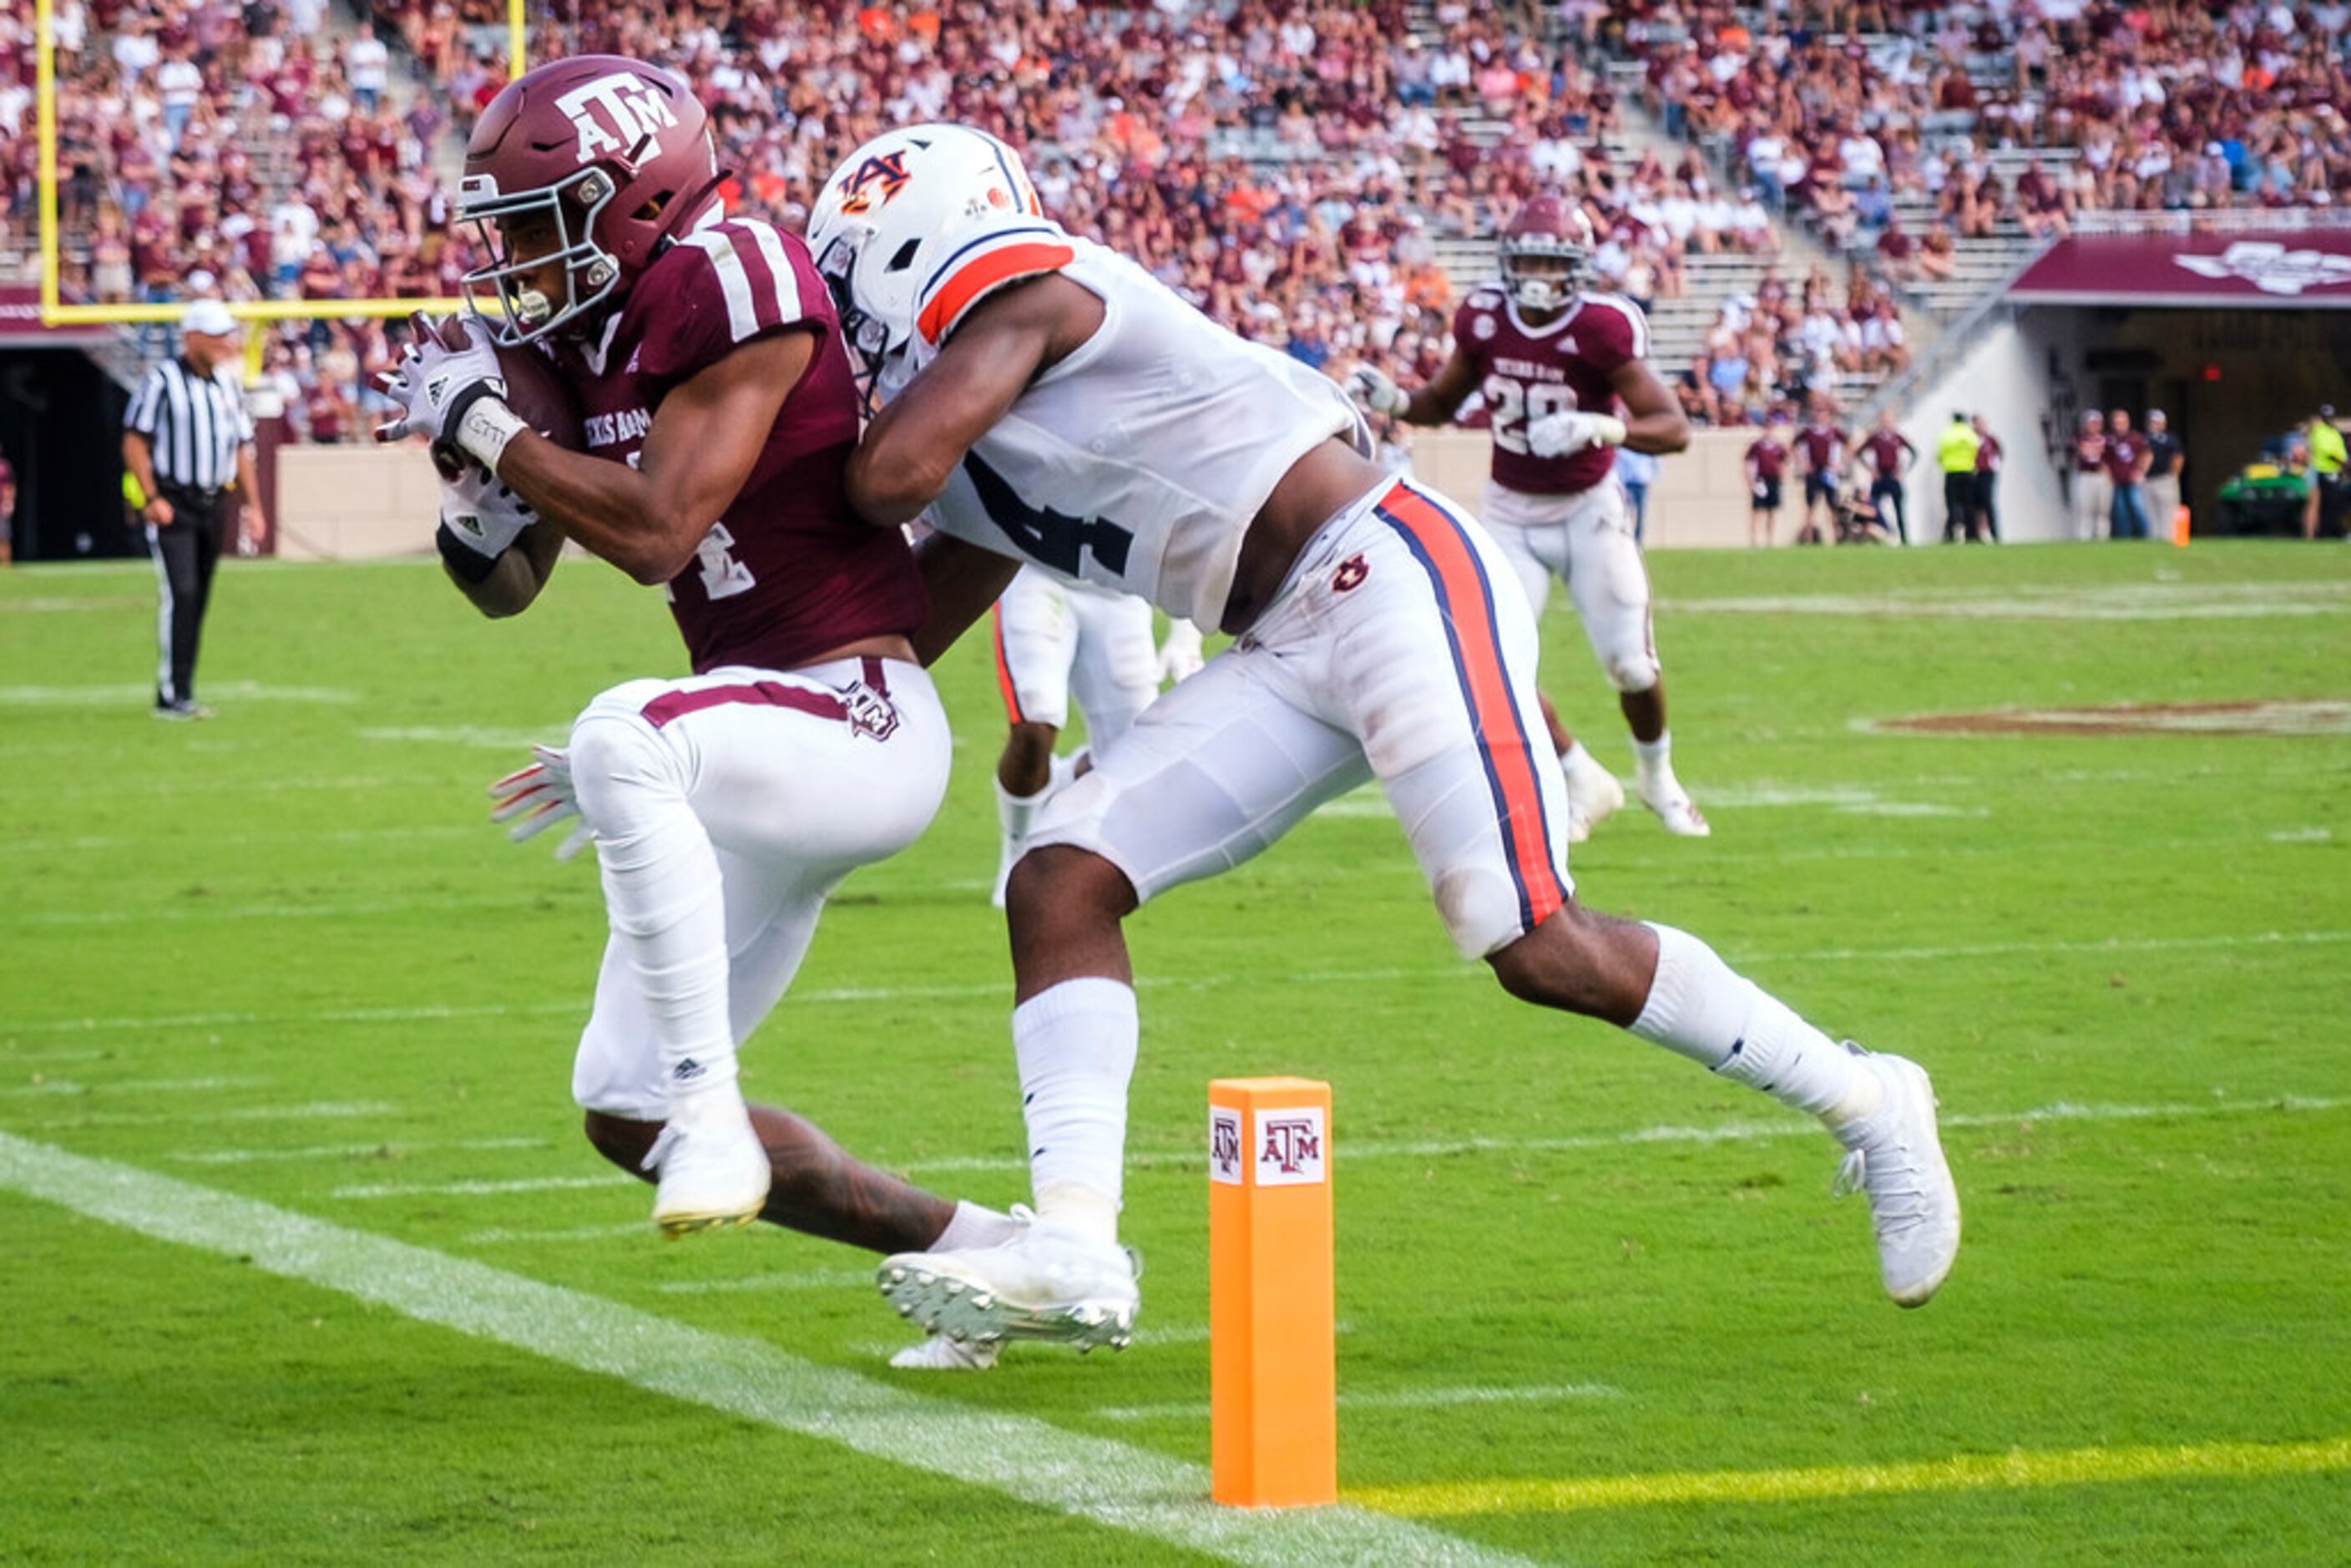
<box><xmin>451</xmin><ymin>390</ymin><xmax>528</xmax><ymax>474</ymax></box>
<box><xmin>1593</xmin><ymin>414</ymin><xmax>1629</xmax><ymax>448</ymax></box>
<box><xmin>437</xmin><ymin>521</ymin><xmax>506</xmax><ymax>583</ymax></box>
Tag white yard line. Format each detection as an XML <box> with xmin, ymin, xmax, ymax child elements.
<box><xmin>165</xmin><ymin>1136</ymin><xmax>553</xmax><ymax>1166</ymax></box>
<box><xmin>900</xmin><ymin>1095</ymin><xmax>2348</xmax><ymax>1176</ymax></box>
<box><xmin>2</xmin><ymin>1075</ymin><xmax>271</xmax><ymax>1098</ymax></box>
<box><xmin>0</xmin><ymin>1132</ymin><xmax>1529</xmax><ymax>1568</ymax></box>
<box><xmin>463</xmin><ymin>1221</ymin><xmax>651</xmax><ymax>1246</ymax></box>
<box><xmin>7</xmin><ymin>928</ymin><xmax>2347</xmax><ymax>1040</ymax></box>
<box><xmin>1098</xmin><ymin>1383</ymin><xmax>1626</xmax><ymax>1423</ymax></box>
<box><xmin>655</xmin><ymin>1268</ymin><xmax>877</xmax><ymax>1295</ymax></box>
<box><xmin>287</xmin><ymin>1095</ymin><xmax>2347</xmax><ymax>1195</ymax></box>
<box><xmin>331</xmin><ymin>1172</ymin><xmax>635</xmax><ymax>1200</ymax></box>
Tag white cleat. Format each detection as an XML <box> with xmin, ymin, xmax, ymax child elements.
<box><xmin>1561</xmin><ymin>747</ymin><xmax>1626</xmax><ymax>840</ymax></box>
<box><xmin>1637</xmin><ymin>776</ymin><xmax>1711</xmax><ymax>837</ymax></box>
<box><xmin>889</xmin><ymin>1333</ymin><xmax>1003</xmax><ymax>1372</ymax></box>
<box><xmin>877</xmin><ymin>1221</ymin><xmax>1140</xmax><ymax>1353</ymax></box>
<box><xmin>1830</xmin><ymin>1047</ymin><xmax>1961</xmax><ymax>1307</ymax></box>
<box><xmin>642</xmin><ymin>1098</ymin><xmax>770</xmax><ymax>1240</ymax></box>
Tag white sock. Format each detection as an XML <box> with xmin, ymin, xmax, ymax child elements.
<box><xmin>932</xmin><ymin>1200</ymin><xmax>1022</xmax><ymax>1252</ymax></box>
<box><xmin>1562</xmin><ymin>738</ymin><xmax>1595</xmax><ymax>767</ymax></box>
<box><xmin>1629</xmin><ymin>923</ymin><xmax>1878</xmax><ymax>1121</ymax></box>
<box><xmin>1013</xmin><ymin>977</ymin><xmax>1138</xmax><ymax>1246</ymax></box>
<box><xmin>574</xmin><ymin>716</ymin><xmax>738</xmax><ymax>1104</ymax></box>
<box><xmin>1632</xmin><ymin>731</ymin><xmax>1675</xmax><ymax>792</ymax></box>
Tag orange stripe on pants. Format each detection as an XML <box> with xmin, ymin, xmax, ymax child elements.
<box><xmin>990</xmin><ymin>602</ymin><xmax>1027</xmax><ymax>724</ymax></box>
<box><xmin>1374</xmin><ymin>486</ymin><xmax>1567</xmax><ymax>932</ymax></box>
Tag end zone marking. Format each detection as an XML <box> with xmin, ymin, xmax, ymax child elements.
<box><xmin>1350</xmin><ymin>1437</ymin><xmax>2351</xmax><ymax>1516</ymax></box>
<box><xmin>0</xmin><ymin>1131</ymin><xmax>1529</xmax><ymax>1568</ymax></box>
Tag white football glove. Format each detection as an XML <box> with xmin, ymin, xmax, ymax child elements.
<box><xmin>436</xmin><ymin>461</ymin><xmax>538</xmax><ymax>579</ymax></box>
<box><xmin>488</xmin><ymin>745</ymin><xmax>593</xmax><ymax>861</ymax></box>
<box><xmin>374</xmin><ymin>313</ymin><xmax>524</xmax><ymax>471</ymax></box>
<box><xmin>1342</xmin><ymin>364</ymin><xmax>1409</xmax><ymax>417</ymax></box>
<box><xmin>1155</xmin><ymin>618</ymin><xmax>1206</xmax><ymax>685</ymax></box>
<box><xmin>1525</xmin><ymin>410</ymin><xmax>1629</xmax><ymax>459</ymax></box>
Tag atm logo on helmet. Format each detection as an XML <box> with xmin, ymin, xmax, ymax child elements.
<box><xmin>556</xmin><ymin>73</ymin><xmax>680</xmax><ymax>170</ymax></box>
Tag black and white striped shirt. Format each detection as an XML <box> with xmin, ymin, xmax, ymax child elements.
<box><xmin>125</xmin><ymin>358</ymin><xmax>254</xmax><ymax>493</ymax></box>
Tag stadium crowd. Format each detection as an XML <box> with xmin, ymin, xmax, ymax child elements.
<box><xmin>13</xmin><ymin>0</ymin><xmax>2350</xmax><ymax>443</ymax></box>
<box><xmin>1618</xmin><ymin>0</ymin><xmax>2351</xmax><ymax>259</ymax></box>
<box><xmin>13</xmin><ymin>0</ymin><xmax>1803</xmax><ymax>441</ymax></box>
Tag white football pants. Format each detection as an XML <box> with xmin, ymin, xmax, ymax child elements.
<box><xmin>566</xmin><ymin>657</ymin><xmax>950</xmax><ymax>1120</ymax></box>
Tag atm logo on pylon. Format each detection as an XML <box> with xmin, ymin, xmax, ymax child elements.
<box><xmin>1255</xmin><ymin>1109</ymin><xmax>1326</xmax><ymax>1186</ymax></box>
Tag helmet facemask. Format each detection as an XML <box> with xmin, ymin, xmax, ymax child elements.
<box><xmin>459</xmin><ymin>167</ymin><xmax>626</xmax><ymax>345</ymax></box>
<box><xmin>1502</xmin><ymin>237</ymin><xmax>1585</xmax><ymax>314</ymax></box>
<box><xmin>812</xmin><ymin>222</ymin><xmax>924</xmax><ymax>414</ymax></box>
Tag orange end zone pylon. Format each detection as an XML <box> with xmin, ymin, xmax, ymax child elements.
<box><xmin>1208</xmin><ymin>1076</ymin><xmax>1336</xmax><ymax>1508</ymax></box>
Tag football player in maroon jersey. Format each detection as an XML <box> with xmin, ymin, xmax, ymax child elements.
<box><xmin>1347</xmin><ymin>197</ymin><xmax>1709</xmax><ymax>838</ymax></box>
<box><xmin>377</xmin><ymin>56</ymin><xmax>1026</xmax><ymax>1370</ymax></box>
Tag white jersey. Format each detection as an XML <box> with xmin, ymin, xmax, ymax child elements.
<box><xmin>897</xmin><ymin>224</ymin><xmax>1365</xmax><ymax>627</ymax></box>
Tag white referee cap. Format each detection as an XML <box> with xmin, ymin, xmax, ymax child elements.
<box><xmin>181</xmin><ymin>299</ymin><xmax>239</xmax><ymax>337</ymax></box>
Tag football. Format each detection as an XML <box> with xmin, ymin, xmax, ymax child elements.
<box><xmin>492</xmin><ymin>336</ymin><xmax>587</xmax><ymax>454</ymax></box>
<box><xmin>414</xmin><ymin>313</ymin><xmax>586</xmax><ymax>476</ymax></box>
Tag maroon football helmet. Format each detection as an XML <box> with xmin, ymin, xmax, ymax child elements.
<box><xmin>1499</xmin><ymin>195</ymin><xmax>1595</xmax><ymax>314</ymax></box>
<box><xmin>458</xmin><ymin>56</ymin><xmax>722</xmax><ymax>342</ymax></box>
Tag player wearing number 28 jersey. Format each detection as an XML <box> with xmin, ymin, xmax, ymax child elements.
<box><xmin>375</xmin><ymin>60</ymin><xmax>1028</xmax><ymax>1362</ymax></box>
<box><xmin>1348</xmin><ymin>197</ymin><xmax>1707</xmax><ymax>840</ymax></box>
<box><xmin>808</xmin><ymin>125</ymin><xmax>1958</xmax><ymax>1355</ymax></box>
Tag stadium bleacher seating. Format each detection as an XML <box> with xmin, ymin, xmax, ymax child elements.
<box><xmin>8</xmin><ymin>0</ymin><xmax>2346</xmax><ymax>442</ymax></box>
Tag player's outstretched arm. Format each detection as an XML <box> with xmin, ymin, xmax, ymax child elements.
<box><xmin>498</xmin><ymin>331</ymin><xmax>814</xmax><ymax>585</ymax></box>
<box><xmin>845</xmin><ymin>275</ymin><xmax>1103</xmax><ymax>528</ymax></box>
<box><xmin>1398</xmin><ymin>344</ymin><xmax>1481</xmax><ymax>427</ymax></box>
<box><xmin>1608</xmin><ymin>358</ymin><xmax>1693</xmax><ymax>457</ymax></box>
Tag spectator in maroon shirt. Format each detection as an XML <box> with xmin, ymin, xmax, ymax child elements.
<box><xmin>1862</xmin><ymin>408</ymin><xmax>1919</xmax><ymax>545</ymax></box>
<box><xmin>2105</xmin><ymin>407</ymin><xmax>2152</xmax><ymax>539</ymax></box>
<box><xmin>1971</xmin><ymin>414</ymin><xmax>2003</xmax><ymax>544</ymax></box>
<box><xmin>1745</xmin><ymin>424</ymin><xmax>1788</xmax><ymax>547</ymax></box>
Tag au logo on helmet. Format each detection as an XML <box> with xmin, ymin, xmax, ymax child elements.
<box><xmin>838</xmin><ymin>151</ymin><xmax>913</xmax><ymax>216</ymax></box>
<box><xmin>555</xmin><ymin>72</ymin><xmax>680</xmax><ymax>170</ymax></box>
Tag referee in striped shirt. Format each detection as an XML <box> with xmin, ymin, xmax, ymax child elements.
<box><xmin>123</xmin><ymin>300</ymin><xmax>268</xmax><ymax>719</ymax></box>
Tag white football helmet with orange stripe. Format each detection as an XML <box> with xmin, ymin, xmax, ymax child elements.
<box><xmin>809</xmin><ymin>124</ymin><xmax>1050</xmax><ymax>386</ymax></box>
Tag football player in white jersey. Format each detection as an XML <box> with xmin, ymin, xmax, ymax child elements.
<box><xmin>1346</xmin><ymin>196</ymin><xmax>1708</xmax><ymax>838</ymax></box>
<box><xmin>809</xmin><ymin>126</ymin><xmax>1959</xmax><ymax>1351</ymax></box>
<box><xmin>984</xmin><ymin>568</ymin><xmax>1201</xmax><ymax>907</ymax></box>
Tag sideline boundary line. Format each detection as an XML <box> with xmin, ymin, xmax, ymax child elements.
<box><xmin>1351</xmin><ymin>1437</ymin><xmax>2351</xmax><ymax>1516</ymax></box>
<box><xmin>0</xmin><ymin>1131</ymin><xmax>1529</xmax><ymax>1568</ymax></box>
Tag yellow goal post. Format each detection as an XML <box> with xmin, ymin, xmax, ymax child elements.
<box><xmin>33</xmin><ymin>0</ymin><xmax>531</xmax><ymax>359</ymax></box>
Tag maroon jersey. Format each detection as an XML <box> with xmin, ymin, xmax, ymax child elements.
<box><xmin>2102</xmin><ymin>432</ymin><xmax>2143</xmax><ymax>483</ymax></box>
<box><xmin>1795</xmin><ymin>422</ymin><xmax>1846</xmax><ymax>475</ymax></box>
<box><xmin>546</xmin><ymin>217</ymin><xmax>924</xmax><ymax>675</ymax></box>
<box><xmin>1976</xmin><ymin>433</ymin><xmax>2003</xmax><ymax>474</ymax></box>
<box><xmin>1745</xmin><ymin>436</ymin><xmax>1787</xmax><ymax>483</ymax></box>
<box><xmin>2075</xmin><ymin>432</ymin><xmax>2107</xmax><ymax>473</ymax></box>
<box><xmin>1452</xmin><ymin>284</ymin><xmax>1648</xmax><ymax>496</ymax></box>
<box><xmin>1862</xmin><ymin>428</ymin><xmax>1914</xmax><ymax>479</ymax></box>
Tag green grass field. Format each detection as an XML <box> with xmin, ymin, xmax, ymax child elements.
<box><xmin>3</xmin><ymin>540</ymin><xmax>2348</xmax><ymax>1565</ymax></box>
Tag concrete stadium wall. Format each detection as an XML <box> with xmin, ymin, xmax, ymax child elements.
<box><xmin>274</xmin><ymin>443</ymin><xmax>443</xmax><ymax>561</ymax></box>
<box><xmin>274</xmin><ymin>427</ymin><xmax>1790</xmax><ymax>560</ymax></box>
<box><xmin>1898</xmin><ymin>316</ymin><xmax>2073</xmax><ymax>543</ymax></box>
